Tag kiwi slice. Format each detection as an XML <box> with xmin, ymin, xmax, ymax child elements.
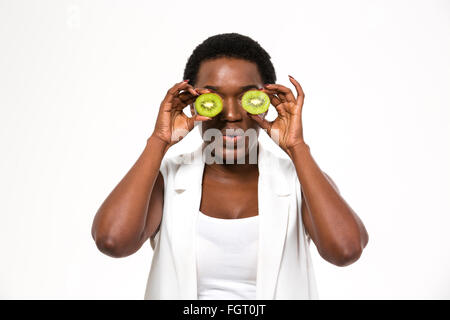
<box><xmin>241</xmin><ymin>90</ymin><xmax>270</xmax><ymax>115</ymax></box>
<box><xmin>194</xmin><ymin>93</ymin><xmax>223</xmax><ymax>117</ymax></box>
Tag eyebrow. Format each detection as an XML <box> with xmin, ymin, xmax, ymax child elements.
<box><xmin>204</xmin><ymin>85</ymin><xmax>260</xmax><ymax>92</ymax></box>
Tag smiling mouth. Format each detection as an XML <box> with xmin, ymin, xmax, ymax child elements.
<box><xmin>221</xmin><ymin>129</ymin><xmax>244</xmax><ymax>142</ymax></box>
<box><xmin>221</xmin><ymin>134</ymin><xmax>245</xmax><ymax>149</ymax></box>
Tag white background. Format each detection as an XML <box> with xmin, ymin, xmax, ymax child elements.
<box><xmin>1</xmin><ymin>0</ymin><xmax>449</xmax><ymax>299</ymax></box>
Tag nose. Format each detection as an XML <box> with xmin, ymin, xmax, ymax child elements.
<box><xmin>219</xmin><ymin>96</ymin><xmax>242</xmax><ymax>122</ymax></box>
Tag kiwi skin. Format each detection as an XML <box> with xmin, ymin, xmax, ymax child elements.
<box><xmin>241</xmin><ymin>90</ymin><xmax>270</xmax><ymax>115</ymax></box>
<box><xmin>194</xmin><ymin>93</ymin><xmax>223</xmax><ymax>117</ymax></box>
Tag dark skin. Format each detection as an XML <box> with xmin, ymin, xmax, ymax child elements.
<box><xmin>91</xmin><ymin>57</ymin><xmax>369</xmax><ymax>267</ymax></box>
<box><xmin>194</xmin><ymin>58</ymin><xmax>262</xmax><ymax>219</ymax></box>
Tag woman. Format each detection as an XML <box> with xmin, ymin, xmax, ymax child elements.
<box><xmin>91</xmin><ymin>33</ymin><xmax>369</xmax><ymax>300</ymax></box>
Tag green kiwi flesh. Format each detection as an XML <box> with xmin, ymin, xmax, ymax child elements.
<box><xmin>241</xmin><ymin>90</ymin><xmax>270</xmax><ymax>115</ymax></box>
<box><xmin>194</xmin><ymin>93</ymin><xmax>223</xmax><ymax>117</ymax></box>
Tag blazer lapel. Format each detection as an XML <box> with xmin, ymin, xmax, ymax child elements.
<box><xmin>170</xmin><ymin>144</ymin><xmax>205</xmax><ymax>299</ymax></box>
<box><xmin>169</xmin><ymin>139</ymin><xmax>291</xmax><ymax>300</ymax></box>
<box><xmin>256</xmin><ymin>140</ymin><xmax>291</xmax><ymax>299</ymax></box>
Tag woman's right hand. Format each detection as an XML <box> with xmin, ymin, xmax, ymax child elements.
<box><xmin>151</xmin><ymin>80</ymin><xmax>212</xmax><ymax>149</ymax></box>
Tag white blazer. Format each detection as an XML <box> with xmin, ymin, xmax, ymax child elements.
<box><xmin>144</xmin><ymin>137</ymin><xmax>318</xmax><ymax>300</ymax></box>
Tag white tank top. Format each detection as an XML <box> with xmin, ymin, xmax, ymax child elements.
<box><xmin>196</xmin><ymin>210</ymin><xmax>259</xmax><ymax>300</ymax></box>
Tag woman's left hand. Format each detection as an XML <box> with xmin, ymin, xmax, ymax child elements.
<box><xmin>247</xmin><ymin>75</ymin><xmax>306</xmax><ymax>158</ymax></box>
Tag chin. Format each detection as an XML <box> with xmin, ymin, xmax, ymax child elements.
<box><xmin>222</xmin><ymin>146</ymin><xmax>248</xmax><ymax>164</ymax></box>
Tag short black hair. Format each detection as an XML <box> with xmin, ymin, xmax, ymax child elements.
<box><xmin>183</xmin><ymin>33</ymin><xmax>276</xmax><ymax>86</ymax></box>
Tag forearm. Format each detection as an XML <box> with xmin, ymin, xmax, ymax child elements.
<box><xmin>91</xmin><ymin>135</ymin><xmax>168</xmax><ymax>255</ymax></box>
<box><xmin>289</xmin><ymin>142</ymin><xmax>368</xmax><ymax>265</ymax></box>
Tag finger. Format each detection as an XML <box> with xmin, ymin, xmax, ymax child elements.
<box><xmin>187</xmin><ymin>113</ymin><xmax>213</xmax><ymax>130</ymax></box>
<box><xmin>262</xmin><ymin>87</ymin><xmax>288</xmax><ymax>103</ymax></box>
<box><xmin>167</xmin><ymin>80</ymin><xmax>190</xmax><ymax>96</ymax></box>
<box><xmin>264</xmin><ymin>93</ymin><xmax>286</xmax><ymax>116</ymax></box>
<box><xmin>193</xmin><ymin>114</ymin><xmax>213</xmax><ymax>122</ymax></box>
<box><xmin>194</xmin><ymin>87</ymin><xmax>213</xmax><ymax>95</ymax></box>
<box><xmin>264</xmin><ymin>91</ymin><xmax>282</xmax><ymax>107</ymax></box>
<box><xmin>177</xmin><ymin>91</ymin><xmax>197</xmax><ymax>104</ymax></box>
<box><xmin>259</xmin><ymin>89</ymin><xmax>286</xmax><ymax>115</ymax></box>
<box><xmin>264</xmin><ymin>83</ymin><xmax>296</xmax><ymax>103</ymax></box>
<box><xmin>172</xmin><ymin>90</ymin><xmax>197</xmax><ymax>109</ymax></box>
<box><xmin>162</xmin><ymin>80</ymin><xmax>192</xmax><ymax>105</ymax></box>
<box><xmin>246</xmin><ymin>112</ymin><xmax>273</xmax><ymax>132</ymax></box>
<box><xmin>182</xmin><ymin>83</ymin><xmax>200</xmax><ymax>97</ymax></box>
<box><xmin>172</xmin><ymin>95</ymin><xmax>196</xmax><ymax>110</ymax></box>
<box><xmin>288</xmin><ymin>75</ymin><xmax>305</xmax><ymax>105</ymax></box>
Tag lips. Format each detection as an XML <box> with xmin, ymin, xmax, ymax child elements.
<box><xmin>220</xmin><ymin>128</ymin><xmax>245</xmax><ymax>145</ymax></box>
<box><xmin>221</xmin><ymin>128</ymin><xmax>244</xmax><ymax>137</ymax></box>
<box><xmin>222</xmin><ymin>135</ymin><xmax>243</xmax><ymax>145</ymax></box>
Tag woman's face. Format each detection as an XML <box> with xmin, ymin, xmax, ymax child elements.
<box><xmin>191</xmin><ymin>57</ymin><xmax>266</xmax><ymax>164</ymax></box>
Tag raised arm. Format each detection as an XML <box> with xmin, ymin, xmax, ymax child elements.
<box><xmin>248</xmin><ymin>75</ymin><xmax>368</xmax><ymax>267</ymax></box>
<box><xmin>91</xmin><ymin>136</ymin><xmax>167</xmax><ymax>258</ymax></box>
<box><xmin>294</xmin><ymin>145</ymin><xmax>369</xmax><ymax>266</ymax></box>
<box><xmin>91</xmin><ymin>81</ymin><xmax>212</xmax><ymax>258</ymax></box>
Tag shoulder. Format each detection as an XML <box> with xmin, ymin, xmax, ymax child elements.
<box><xmin>260</xmin><ymin>141</ymin><xmax>295</xmax><ymax>170</ymax></box>
<box><xmin>260</xmin><ymin>145</ymin><xmax>298</xmax><ymax>197</ymax></box>
<box><xmin>158</xmin><ymin>153</ymin><xmax>184</xmax><ymax>184</ymax></box>
<box><xmin>265</xmin><ymin>146</ymin><xmax>297</xmax><ymax>177</ymax></box>
<box><xmin>279</xmin><ymin>154</ymin><xmax>296</xmax><ymax>173</ymax></box>
<box><xmin>159</xmin><ymin>145</ymin><xmax>203</xmax><ymax>185</ymax></box>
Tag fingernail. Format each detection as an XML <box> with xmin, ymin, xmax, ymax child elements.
<box><xmin>264</xmin><ymin>84</ymin><xmax>270</xmax><ymax>87</ymax></box>
<box><xmin>184</xmin><ymin>79</ymin><xmax>190</xmax><ymax>82</ymax></box>
<box><xmin>288</xmin><ymin>75</ymin><xmax>295</xmax><ymax>79</ymax></box>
